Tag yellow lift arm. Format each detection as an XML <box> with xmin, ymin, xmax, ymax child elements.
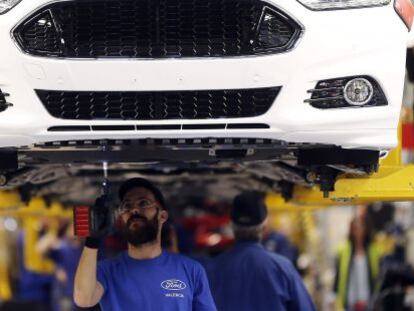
<box><xmin>267</xmin><ymin>123</ymin><xmax>414</xmax><ymax>208</ymax></box>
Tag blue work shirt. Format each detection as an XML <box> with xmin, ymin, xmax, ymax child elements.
<box><xmin>97</xmin><ymin>250</ymin><xmax>217</xmax><ymax>311</ymax></box>
<box><xmin>263</xmin><ymin>231</ymin><xmax>298</xmax><ymax>265</ymax></box>
<box><xmin>206</xmin><ymin>241</ymin><xmax>316</xmax><ymax>311</ymax></box>
<box><xmin>17</xmin><ymin>232</ymin><xmax>53</xmax><ymax>303</ymax></box>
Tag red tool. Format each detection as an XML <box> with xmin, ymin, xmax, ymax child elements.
<box><xmin>74</xmin><ymin>206</ymin><xmax>91</xmax><ymax>237</ymax></box>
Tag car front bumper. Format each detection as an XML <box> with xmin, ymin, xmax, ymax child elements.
<box><xmin>0</xmin><ymin>0</ymin><xmax>408</xmax><ymax>149</ymax></box>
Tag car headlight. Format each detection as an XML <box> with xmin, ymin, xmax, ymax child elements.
<box><xmin>0</xmin><ymin>0</ymin><xmax>22</xmax><ymax>14</ymax></box>
<box><xmin>297</xmin><ymin>0</ymin><xmax>391</xmax><ymax>10</ymax></box>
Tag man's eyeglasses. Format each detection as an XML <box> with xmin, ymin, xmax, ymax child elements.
<box><xmin>118</xmin><ymin>198</ymin><xmax>158</xmax><ymax>213</ymax></box>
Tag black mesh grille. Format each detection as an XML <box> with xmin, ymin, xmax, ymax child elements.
<box><xmin>14</xmin><ymin>0</ymin><xmax>301</xmax><ymax>58</ymax></box>
<box><xmin>305</xmin><ymin>77</ymin><xmax>387</xmax><ymax>109</ymax></box>
<box><xmin>18</xmin><ymin>11</ymin><xmax>61</xmax><ymax>54</ymax></box>
<box><xmin>0</xmin><ymin>91</ymin><xmax>6</xmax><ymax>107</ymax></box>
<box><xmin>0</xmin><ymin>90</ymin><xmax>10</xmax><ymax>113</ymax></box>
<box><xmin>36</xmin><ymin>88</ymin><xmax>280</xmax><ymax>120</ymax></box>
<box><xmin>258</xmin><ymin>8</ymin><xmax>294</xmax><ymax>49</ymax></box>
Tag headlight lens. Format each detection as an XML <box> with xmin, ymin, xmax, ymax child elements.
<box><xmin>297</xmin><ymin>0</ymin><xmax>391</xmax><ymax>10</ymax></box>
<box><xmin>0</xmin><ymin>0</ymin><xmax>22</xmax><ymax>14</ymax></box>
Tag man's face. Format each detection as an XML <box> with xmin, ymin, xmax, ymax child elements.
<box><xmin>351</xmin><ymin>218</ymin><xmax>366</xmax><ymax>243</ymax></box>
<box><xmin>117</xmin><ymin>187</ymin><xmax>164</xmax><ymax>246</ymax></box>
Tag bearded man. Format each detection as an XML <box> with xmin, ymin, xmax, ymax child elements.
<box><xmin>74</xmin><ymin>178</ymin><xmax>217</xmax><ymax>311</ymax></box>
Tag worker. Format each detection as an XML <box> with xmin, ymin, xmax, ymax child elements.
<box><xmin>262</xmin><ymin>218</ymin><xmax>298</xmax><ymax>266</ymax></box>
<box><xmin>333</xmin><ymin>213</ymin><xmax>381</xmax><ymax>311</ymax></box>
<box><xmin>206</xmin><ymin>191</ymin><xmax>316</xmax><ymax>311</ymax></box>
<box><xmin>74</xmin><ymin>178</ymin><xmax>217</xmax><ymax>311</ymax></box>
<box><xmin>16</xmin><ymin>223</ymin><xmax>54</xmax><ymax>311</ymax></box>
<box><xmin>37</xmin><ymin>220</ymin><xmax>82</xmax><ymax>311</ymax></box>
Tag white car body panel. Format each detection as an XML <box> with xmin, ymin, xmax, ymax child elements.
<box><xmin>0</xmin><ymin>0</ymin><xmax>408</xmax><ymax>150</ymax></box>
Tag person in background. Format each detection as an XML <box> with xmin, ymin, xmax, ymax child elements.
<box><xmin>262</xmin><ymin>218</ymin><xmax>298</xmax><ymax>266</ymax></box>
<box><xmin>207</xmin><ymin>191</ymin><xmax>316</xmax><ymax>311</ymax></box>
<box><xmin>16</xmin><ymin>224</ymin><xmax>53</xmax><ymax>311</ymax></box>
<box><xmin>333</xmin><ymin>213</ymin><xmax>381</xmax><ymax>311</ymax></box>
<box><xmin>37</xmin><ymin>220</ymin><xmax>82</xmax><ymax>311</ymax></box>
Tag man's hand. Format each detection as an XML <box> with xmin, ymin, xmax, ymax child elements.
<box><xmin>90</xmin><ymin>195</ymin><xmax>113</xmax><ymax>238</ymax></box>
<box><xmin>74</xmin><ymin>195</ymin><xmax>111</xmax><ymax>307</ymax></box>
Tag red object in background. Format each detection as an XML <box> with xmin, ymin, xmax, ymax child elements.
<box><xmin>73</xmin><ymin>206</ymin><xmax>90</xmax><ymax>237</ymax></box>
<box><xmin>182</xmin><ymin>215</ymin><xmax>234</xmax><ymax>248</ymax></box>
<box><xmin>353</xmin><ymin>301</ymin><xmax>367</xmax><ymax>311</ymax></box>
<box><xmin>195</xmin><ymin>231</ymin><xmax>234</xmax><ymax>248</ymax></box>
<box><xmin>402</xmin><ymin>123</ymin><xmax>414</xmax><ymax>150</ymax></box>
<box><xmin>182</xmin><ymin>215</ymin><xmax>230</xmax><ymax>230</ymax></box>
<box><xmin>105</xmin><ymin>236</ymin><xmax>128</xmax><ymax>252</ymax></box>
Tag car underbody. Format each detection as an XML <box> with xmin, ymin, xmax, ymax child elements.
<box><xmin>0</xmin><ymin>139</ymin><xmax>380</xmax><ymax>204</ymax></box>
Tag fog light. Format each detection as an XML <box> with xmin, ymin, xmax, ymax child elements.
<box><xmin>344</xmin><ymin>78</ymin><xmax>373</xmax><ymax>106</ymax></box>
<box><xmin>306</xmin><ymin>76</ymin><xmax>386</xmax><ymax>109</ymax></box>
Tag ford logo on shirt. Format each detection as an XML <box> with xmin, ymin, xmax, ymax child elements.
<box><xmin>161</xmin><ymin>279</ymin><xmax>187</xmax><ymax>291</ymax></box>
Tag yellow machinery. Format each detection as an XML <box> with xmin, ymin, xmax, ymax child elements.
<box><xmin>267</xmin><ymin>123</ymin><xmax>414</xmax><ymax>209</ymax></box>
<box><xmin>0</xmin><ymin>195</ymin><xmax>71</xmax><ymax>301</ymax></box>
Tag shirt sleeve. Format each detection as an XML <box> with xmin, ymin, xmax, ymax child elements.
<box><xmin>192</xmin><ymin>264</ymin><xmax>217</xmax><ymax>311</ymax></box>
<box><xmin>286</xmin><ymin>263</ymin><xmax>316</xmax><ymax>311</ymax></box>
<box><xmin>97</xmin><ymin>261</ymin><xmax>108</xmax><ymax>292</ymax></box>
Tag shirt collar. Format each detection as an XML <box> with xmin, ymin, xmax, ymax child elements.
<box><xmin>123</xmin><ymin>250</ymin><xmax>168</xmax><ymax>266</ymax></box>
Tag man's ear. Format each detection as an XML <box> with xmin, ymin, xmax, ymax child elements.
<box><xmin>159</xmin><ymin>210</ymin><xmax>168</xmax><ymax>224</ymax></box>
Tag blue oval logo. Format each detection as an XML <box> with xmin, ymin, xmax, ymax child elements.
<box><xmin>161</xmin><ymin>279</ymin><xmax>187</xmax><ymax>291</ymax></box>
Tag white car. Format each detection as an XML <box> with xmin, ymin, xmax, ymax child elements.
<box><xmin>0</xmin><ymin>0</ymin><xmax>412</xmax><ymax>193</ymax></box>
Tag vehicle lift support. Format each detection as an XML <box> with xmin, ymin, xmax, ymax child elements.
<box><xmin>267</xmin><ymin>124</ymin><xmax>414</xmax><ymax>210</ymax></box>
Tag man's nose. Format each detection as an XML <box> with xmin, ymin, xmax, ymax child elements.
<box><xmin>129</xmin><ymin>205</ymin><xmax>144</xmax><ymax>215</ymax></box>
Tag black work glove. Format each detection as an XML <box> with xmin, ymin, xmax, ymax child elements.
<box><xmin>84</xmin><ymin>195</ymin><xmax>113</xmax><ymax>249</ymax></box>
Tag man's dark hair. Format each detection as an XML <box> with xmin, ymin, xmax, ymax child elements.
<box><xmin>118</xmin><ymin>178</ymin><xmax>166</xmax><ymax>210</ymax></box>
<box><xmin>233</xmin><ymin>223</ymin><xmax>264</xmax><ymax>242</ymax></box>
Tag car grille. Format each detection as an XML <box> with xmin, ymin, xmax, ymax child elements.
<box><xmin>0</xmin><ymin>90</ymin><xmax>11</xmax><ymax>112</ymax></box>
<box><xmin>14</xmin><ymin>0</ymin><xmax>302</xmax><ymax>58</ymax></box>
<box><xmin>0</xmin><ymin>91</ymin><xmax>7</xmax><ymax>107</ymax></box>
<box><xmin>36</xmin><ymin>87</ymin><xmax>280</xmax><ymax>120</ymax></box>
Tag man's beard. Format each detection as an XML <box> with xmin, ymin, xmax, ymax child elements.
<box><xmin>120</xmin><ymin>211</ymin><xmax>159</xmax><ymax>247</ymax></box>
